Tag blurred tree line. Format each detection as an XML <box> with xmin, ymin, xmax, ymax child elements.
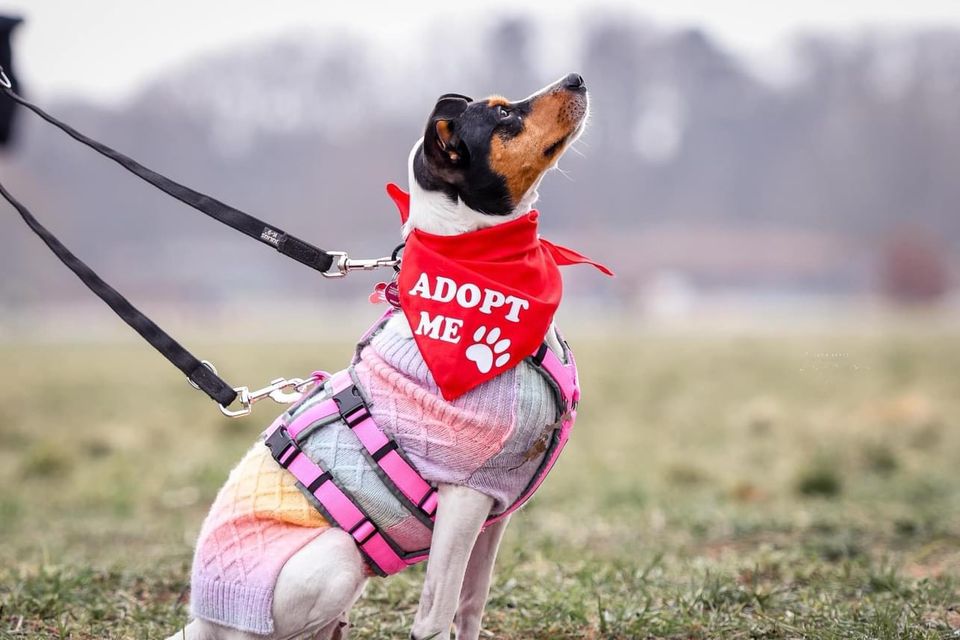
<box><xmin>1</xmin><ymin>13</ymin><xmax>957</xmax><ymax>308</ymax></box>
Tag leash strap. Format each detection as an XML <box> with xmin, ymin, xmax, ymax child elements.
<box><xmin>0</xmin><ymin>70</ymin><xmax>332</xmax><ymax>407</ymax></box>
<box><xmin>0</xmin><ymin>179</ymin><xmax>238</xmax><ymax>406</ymax></box>
<box><xmin>0</xmin><ymin>71</ymin><xmax>396</xmax><ymax>412</ymax></box>
<box><xmin>0</xmin><ymin>80</ymin><xmax>334</xmax><ymax>273</ymax></box>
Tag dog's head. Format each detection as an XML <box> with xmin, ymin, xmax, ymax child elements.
<box><xmin>407</xmin><ymin>73</ymin><xmax>588</xmax><ymax>234</ymax></box>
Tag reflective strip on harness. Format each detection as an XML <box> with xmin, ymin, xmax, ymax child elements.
<box><xmin>264</xmin><ymin>338</ymin><xmax>578</xmax><ymax>576</ymax></box>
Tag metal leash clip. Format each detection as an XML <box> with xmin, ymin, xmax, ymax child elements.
<box><xmin>0</xmin><ymin>65</ymin><xmax>11</xmax><ymax>90</ymax></box>
<box><xmin>322</xmin><ymin>251</ymin><xmax>400</xmax><ymax>278</ymax></box>
<box><xmin>219</xmin><ymin>376</ymin><xmax>320</xmax><ymax>418</ymax></box>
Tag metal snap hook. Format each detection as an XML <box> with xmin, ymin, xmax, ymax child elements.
<box><xmin>321</xmin><ymin>251</ymin><xmax>401</xmax><ymax>279</ymax></box>
<box><xmin>217</xmin><ymin>375</ymin><xmax>321</xmax><ymax>418</ymax></box>
<box><xmin>219</xmin><ymin>387</ymin><xmax>253</xmax><ymax>418</ymax></box>
<box><xmin>0</xmin><ymin>67</ymin><xmax>12</xmax><ymax>90</ymax></box>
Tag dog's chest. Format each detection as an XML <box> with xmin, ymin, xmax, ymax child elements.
<box><xmin>285</xmin><ymin>316</ymin><xmax>562</xmax><ymax>551</ymax></box>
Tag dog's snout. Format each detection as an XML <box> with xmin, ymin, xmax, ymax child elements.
<box><xmin>563</xmin><ymin>73</ymin><xmax>585</xmax><ymax>91</ymax></box>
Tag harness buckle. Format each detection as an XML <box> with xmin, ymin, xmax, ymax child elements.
<box><xmin>322</xmin><ymin>251</ymin><xmax>401</xmax><ymax>279</ymax></box>
<box><xmin>265</xmin><ymin>426</ymin><xmax>299</xmax><ymax>468</ymax></box>
<box><xmin>333</xmin><ymin>385</ymin><xmax>369</xmax><ymax>426</ymax></box>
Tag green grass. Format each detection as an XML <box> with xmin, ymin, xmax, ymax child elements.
<box><xmin>1</xmin><ymin>330</ymin><xmax>959</xmax><ymax>638</ymax></box>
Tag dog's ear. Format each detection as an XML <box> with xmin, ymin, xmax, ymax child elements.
<box><xmin>424</xmin><ymin>94</ymin><xmax>471</xmax><ymax>169</ymax></box>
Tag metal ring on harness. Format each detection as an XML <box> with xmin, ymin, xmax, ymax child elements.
<box><xmin>390</xmin><ymin>243</ymin><xmax>405</xmax><ymax>272</ymax></box>
<box><xmin>0</xmin><ymin>67</ymin><xmax>11</xmax><ymax>90</ymax></box>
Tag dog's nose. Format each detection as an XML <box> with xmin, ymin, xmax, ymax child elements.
<box><xmin>563</xmin><ymin>73</ymin><xmax>585</xmax><ymax>91</ymax></box>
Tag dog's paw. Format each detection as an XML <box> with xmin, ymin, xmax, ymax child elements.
<box><xmin>465</xmin><ymin>325</ymin><xmax>511</xmax><ymax>374</ymax></box>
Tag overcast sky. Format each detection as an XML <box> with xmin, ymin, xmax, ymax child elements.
<box><xmin>2</xmin><ymin>0</ymin><xmax>960</xmax><ymax>104</ymax></box>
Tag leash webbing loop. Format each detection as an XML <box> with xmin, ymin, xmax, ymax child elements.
<box><xmin>0</xmin><ymin>80</ymin><xmax>334</xmax><ymax>274</ymax></box>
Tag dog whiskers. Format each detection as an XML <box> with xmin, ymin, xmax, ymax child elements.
<box><xmin>554</xmin><ymin>164</ymin><xmax>575</xmax><ymax>182</ymax></box>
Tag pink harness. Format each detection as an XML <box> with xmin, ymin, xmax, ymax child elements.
<box><xmin>261</xmin><ymin>330</ymin><xmax>579</xmax><ymax>576</ymax></box>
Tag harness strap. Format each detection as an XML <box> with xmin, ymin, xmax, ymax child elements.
<box><xmin>0</xmin><ymin>81</ymin><xmax>334</xmax><ymax>273</ymax></box>
<box><xmin>293</xmin><ymin>374</ymin><xmax>439</xmax><ymax>518</ymax></box>
<box><xmin>264</xmin><ymin>425</ymin><xmax>408</xmax><ymax>576</ymax></box>
<box><xmin>265</xmin><ymin>334</ymin><xmax>579</xmax><ymax>575</ymax></box>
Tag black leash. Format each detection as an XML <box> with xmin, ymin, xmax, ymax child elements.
<box><xmin>0</xmin><ymin>178</ymin><xmax>238</xmax><ymax>405</ymax></box>
<box><xmin>0</xmin><ymin>75</ymin><xmax>334</xmax><ymax>273</ymax></box>
<box><xmin>0</xmin><ymin>68</ymin><xmax>397</xmax><ymax>412</ymax></box>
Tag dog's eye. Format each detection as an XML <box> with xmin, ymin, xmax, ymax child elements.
<box><xmin>496</xmin><ymin>106</ymin><xmax>511</xmax><ymax>120</ymax></box>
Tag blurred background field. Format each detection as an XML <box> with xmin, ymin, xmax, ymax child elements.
<box><xmin>3</xmin><ymin>0</ymin><xmax>960</xmax><ymax>637</ymax></box>
<box><xmin>3</xmin><ymin>2</ymin><xmax>960</xmax><ymax>320</ymax></box>
<box><xmin>1</xmin><ymin>324</ymin><xmax>959</xmax><ymax>638</ymax></box>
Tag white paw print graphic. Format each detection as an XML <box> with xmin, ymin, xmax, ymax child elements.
<box><xmin>465</xmin><ymin>326</ymin><xmax>512</xmax><ymax>374</ymax></box>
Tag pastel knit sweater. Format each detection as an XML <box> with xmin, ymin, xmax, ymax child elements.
<box><xmin>190</xmin><ymin>313</ymin><xmax>563</xmax><ymax>634</ymax></box>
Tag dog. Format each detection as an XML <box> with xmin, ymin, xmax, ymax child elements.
<box><xmin>168</xmin><ymin>72</ymin><xmax>602</xmax><ymax>640</ymax></box>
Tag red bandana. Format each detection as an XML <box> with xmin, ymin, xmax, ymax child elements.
<box><xmin>385</xmin><ymin>184</ymin><xmax>613</xmax><ymax>400</ymax></box>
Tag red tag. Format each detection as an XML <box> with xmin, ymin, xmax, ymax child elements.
<box><xmin>369</xmin><ymin>281</ymin><xmax>402</xmax><ymax>308</ymax></box>
<box><xmin>384</xmin><ymin>281</ymin><xmax>401</xmax><ymax>308</ymax></box>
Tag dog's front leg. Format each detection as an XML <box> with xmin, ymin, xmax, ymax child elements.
<box><xmin>410</xmin><ymin>484</ymin><xmax>493</xmax><ymax>640</ymax></box>
<box><xmin>453</xmin><ymin>514</ymin><xmax>510</xmax><ymax>640</ymax></box>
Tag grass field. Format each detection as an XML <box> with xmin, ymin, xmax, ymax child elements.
<box><xmin>1</xmin><ymin>329</ymin><xmax>959</xmax><ymax>639</ymax></box>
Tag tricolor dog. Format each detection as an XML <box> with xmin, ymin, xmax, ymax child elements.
<box><xmin>168</xmin><ymin>73</ymin><xmax>611</xmax><ymax>640</ymax></box>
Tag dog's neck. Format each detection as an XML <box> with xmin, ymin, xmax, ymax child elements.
<box><xmin>391</xmin><ymin>140</ymin><xmax>561</xmax><ymax>352</ymax></box>
<box><xmin>403</xmin><ymin>140</ymin><xmax>540</xmax><ymax>237</ymax></box>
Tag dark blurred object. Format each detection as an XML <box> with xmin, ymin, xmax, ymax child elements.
<box><xmin>0</xmin><ymin>15</ymin><xmax>23</xmax><ymax>147</ymax></box>
<box><xmin>880</xmin><ymin>227</ymin><xmax>951</xmax><ymax>305</ymax></box>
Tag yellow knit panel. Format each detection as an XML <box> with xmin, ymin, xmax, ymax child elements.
<box><xmin>221</xmin><ymin>444</ymin><xmax>330</xmax><ymax>529</ymax></box>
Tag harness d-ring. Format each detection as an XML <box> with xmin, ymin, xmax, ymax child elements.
<box><xmin>0</xmin><ymin>67</ymin><xmax>12</xmax><ymax>90</ymax></box>
<box><xmin>390</xmin><ymin>242</ymin><xmax>405</xmax><ymax>272</ymax></box>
